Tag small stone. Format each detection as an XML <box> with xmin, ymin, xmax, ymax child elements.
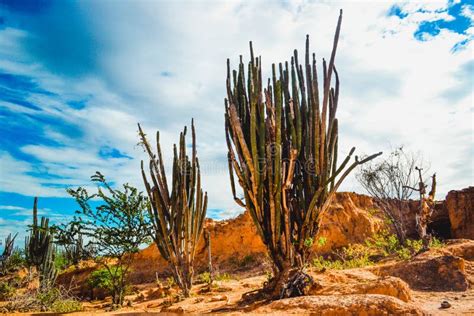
<box><xmin>209</xmin><ymin>294</ymin><xmax>228</xmax><ymax>302</ymax></box>
<box><xmin>454</xmin><ymin>297</ymin><xmax>459</xmax><ymax>300</ymax></box>
<box><xmin>161</xmin><ymin>306</ymin><xmax>184</xmax><ymax>313</ymax></box>
<box><xmin>440</xmin><ymin>301</ymin><xmax>451</xmax><ymax>309</ymax></box>
<box><xmin>146</xmin><ymin>302</ymin><xmax>160</xmax><ymax>309</ymax></box>
<box><xmin>462</xmin><ymin>294</ymin><xmax>467</xmax><ymax>297</ymax></box>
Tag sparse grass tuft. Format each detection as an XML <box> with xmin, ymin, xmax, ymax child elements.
<box><xmin>214</xmin><ymin>273</ymin><xmax>233</xmax><ymax>282</ymax></box>
<box><xmin>312</xmin><ymin>231</ymin><xmax>447</xmax><ymax>270</ymax></box>
<box><xmin>196</xmin><ymin>272</ymin><xmax>212</xmax><ymax>284</ymax></box>
<box><xmin>0</xmin><ymin>282</ymin><xmax>16</xmax><ymax>300</ymax></box>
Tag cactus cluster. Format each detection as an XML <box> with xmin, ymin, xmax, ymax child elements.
<box><xmin>25</xmin><ymin>197</ymin><xmax>58</xmax><ymax>289</ymax></box>
<box><xmin>138</xmin><ymin>120</ymin><xmax>208</xmax><ymax>297</ymax></box>
<box><xmin>224</xmin><ymin>10</ymin><xmax>381</xmax><ymax>294</ymax></box>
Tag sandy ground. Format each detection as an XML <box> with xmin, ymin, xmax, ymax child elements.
<box><xmin>8</xmin><ymin>272</ymin><xmax>474</xmax><ymax>315</ymax></box>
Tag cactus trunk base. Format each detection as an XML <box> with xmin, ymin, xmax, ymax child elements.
<box><xmin>265</xmin><ymin>268</ymin><xmax>314</xmax><ymax>299</ymax></box>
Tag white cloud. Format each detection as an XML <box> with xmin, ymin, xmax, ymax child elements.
<box><xmin>0</xmin><ymin>0</ymin><xmax>472</xmax><ymax>223</ymax></box>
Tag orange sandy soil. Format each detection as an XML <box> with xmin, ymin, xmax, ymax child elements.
<box><xmin>3</xmin><ymin>239</ymin><xmax>474</xmax><ymax>315</ymax></box>
<box><xmin>6</xmin><ymin>273</ymin><xmax>474</xmax><ymax>315</ymax></box>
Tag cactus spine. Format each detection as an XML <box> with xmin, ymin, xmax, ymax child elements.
<box><xmin>225</xmin><ymin>10</ymin><xmax>381</xmax><ymax>295</ymax></box>
<box><xmin>139</xmin><ymin>119</ymin><xmax>208</xmax><ymax>297</ymax></box>
<box><xmin>25</xmin><ymin>197</ymin><xmax>57</xmax><ymax>289</ymax></box>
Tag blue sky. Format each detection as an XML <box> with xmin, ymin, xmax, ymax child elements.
<box><xmin>0</xmin><ymin>0</ymin><xmax>472</xmax><ymax>244</ymax></box>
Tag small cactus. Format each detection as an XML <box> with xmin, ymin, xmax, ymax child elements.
<box><xmin>25</xmin><ymin>197</ymin><xmax>57</xmax><ymax>289</ymax></box>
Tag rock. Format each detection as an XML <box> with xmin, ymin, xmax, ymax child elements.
<box><xmin>146</xmin><ymin>302</ymin><xmax>160</xmax><ymax>309</ymax></box>
<box><xmin>314</xmin><ymin>192</ymin><xmax>385</xmax><ymax>253</ymax></box>
<box><xmin>209</xmin><ymin>294</ymin><xmax>228</xmax><ymax>302</ymax></box>
<box><xmin>440</xmin><ymin>300</ymin><xmax>451</xmax><ymax>309</ymax></box>
<box><xmin>146</xmin><ymin>287</ymin><xmax>168</xmax><ymax>300</ymax></box>
<box><xmin>372</xmin><ymin>255</ymin><xmax>469</xmax><ymax>291</ymax></box>
<box><xmin>254</xmin><ymin>294</ymin><xmax>424</xmax><ymax>315</ymax></box>
<box><xmin>446</xmin><ymin>187</ymin><xmax>474</xmax><ymax>239</ymax></box>
<box><xmin>160</xmin><ymin>306</ymin><xmax>185</xmax><ymax>313</ymax></box>
<box><xmin>441</xmin><ymin>240</ymin><xmax>474</xmax><ymax>260</ymax></box>
<box><xmin>308</xmin><ymin>269</ymin><xmax>412</xmax><ymax>302</ymax></box>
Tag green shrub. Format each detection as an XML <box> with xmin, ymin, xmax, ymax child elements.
<box><xmin>54</xmin><ymin>250</ymin><xmax>70</xmax><ymax>272</ymax></box>
<box><xmin>50</xmin><ymin>299</ymin><xmax>82</xmax><ymax>313</ymax></box>
<box><xmin>214</xmin><ymin>273</ymin><xmax>232</xmax><ymax>282</ymax></box>
<box><xmin>365</xmin><ymin>230</ymin><xmax>399</xmax><ymax>256</ymax></box>
<box><xmin>196</xmin><ymin>272</ymin><xmax>211</xmax><ymax>284</ymax></box>
<box><xmin>366</xmin><ymin>231</ymin><xmax>445</xmax><ymax>260</ymax></box>
<box><xmin>0</xmin><ymin>282</ymin><xmax>16</xmax><ymax>300</ymax></box>
<box><xmin>166</xmin><ymin>276</ymin><xmax>176</xmax><ymax>288</ymax></box>
<box><xmin>317</xmin><ymin>237</ymin><xmax>327</xmax><ymax>247</ymax></box>
<box><xmin>430</xmin><ymin>237</ymin><xmax>444</xmax><ymax>248</ymax></box>
<box><xmin>5</xmin><ymin>287</ymin><xmax>82</xmax><ymax>313</ymax></box>
<box><xmin>36</xmin><ymin>287</ymin><xmax>61</xmax><ymax>307</ymax></box>
<box><xmin>87</xmin><ymin>268</ymin><xmax>118</xmax><ymax>293</ymax></box>
<box><xmin>1</xmin><ymin>248</ymin><xmax>26</xmax><ymax>274</ymax></box>
<box><xmin>312</xmin><ymin>243</ymin><xmax>374</xmax><ymax>270</ymax></box>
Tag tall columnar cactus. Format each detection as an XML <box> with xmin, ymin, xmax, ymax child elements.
<box><xmin>139</xmin><ymin>119</ymin><xmax>208</xmax><ymax>297</ymax></box>
<box><xmin>25</xmin><ymin>197</ymin><xmax>57</xmax><ymax>289</ymax></box>
<box><xmin>225</xmin><ymin>10</ymin><xmax>381</xmax><ymax>296</ymax></box>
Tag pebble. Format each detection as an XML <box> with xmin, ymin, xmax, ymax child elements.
<box><xmin>209</xmin><ymin>294</ymin><xmax>228</xmax><ymax>302</ymax></box>
<box><xmin>440</xmin><ymin>301</ymin><xmax>451</xmax><ymax>309</ymax></box>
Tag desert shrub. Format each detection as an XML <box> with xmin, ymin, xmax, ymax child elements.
<box><xmin>365</xmin><ymin>230</ymin><xmax>400</xmax><ymax>256</ymax></box>
<box><xmin>63</xmin><ymin>172</ymin><xmax>150</xmax><ymax>306</ymax></box>
<box><xmin>357</xmin><ymin>147</ymin><xmax>429</xmax><ymax>244</ymax></box>
<box><xmin>0</xmin><ymin>248</ymin><xmax>26</xmax><ymax>275</ymax></box>
<box><xmin>196</xmin><ymin>272</ymin><xmax>211</xmax><ymax>284</ymax></box>
<box><xmin>36</xmin><ymin>287</ymin><xmax>62</xmax><ymax>307</ymax></box>
<box><xmin>429</xmin><ymin>237</ymin><xmax>444</xmax><ymax>248</ymax></box>
<box><xmin>195</xmin><ymin>271</ymin><xmax>233</xmax><ymax>284</ymax></box>
<box><xmin>313</xmin><ymin>244</ymin><xmax>374</xmax><ymax>270</ymax></box>
<box><xmin>50</xmin><ymin>298</ymin><xmax>83</xmax><ymax>313</ymax></box>
<box><xmin>87</xmin><ymin>267</ymin><xmax>120</xmax><ymax>294</ymax></box>
<box><xmin>166</xmin><ymin>276</ymin><xmax>176</xmax><ymax>288</ymax></box>
<box><xmin>54</xmin><ymin>250</ymin><xmax>69</xmax><ymax>271</ymax></box>
<box><xmin>312</xmin><ymin>232</ymin><xmax>444</xmax><ymax>270</ymax></box>
<box><xmin>214</xmin><ymin>273</ymin><xmax>232</xmax><ymax>282</ymax></box>
<box><xmin>366</xmin><ymin>231</ymin><xmax>444</xmax><ymax>260</ymax></box>
<box><xmin>5</xmin><ymin>287</ymin><xmax>82</xmax><ymax>313</ymax></box>
<box><xmin>0</xmin><ymin>282</ymin><xmax>16</xmax><ymax>300</ymax></box>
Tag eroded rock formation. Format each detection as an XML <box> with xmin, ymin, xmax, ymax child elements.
<box><xmin>446</xmin><ymin>187</ymin><xmax>474</xmax><ymax>239</ymax></box>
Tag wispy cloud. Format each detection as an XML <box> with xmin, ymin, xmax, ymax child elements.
<box><xmin>0</xmin><ymin>0</ymin><xmax>472</xmax><ymax>244</ymax></box>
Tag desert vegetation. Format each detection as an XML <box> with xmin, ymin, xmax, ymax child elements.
<box><xmin>138</xmin><ymin>120</ymin><xmax>208</xmax><ymax>297</ymax></box>
<box><xmin>0</xmin><ymin>9</ymin><xmax>472</xmax><ymax>315</ymax></box>
<box><xmin>224</xmin><ymin>10</ymin><xmax>381</xmax><ymax>297</ymax></box>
